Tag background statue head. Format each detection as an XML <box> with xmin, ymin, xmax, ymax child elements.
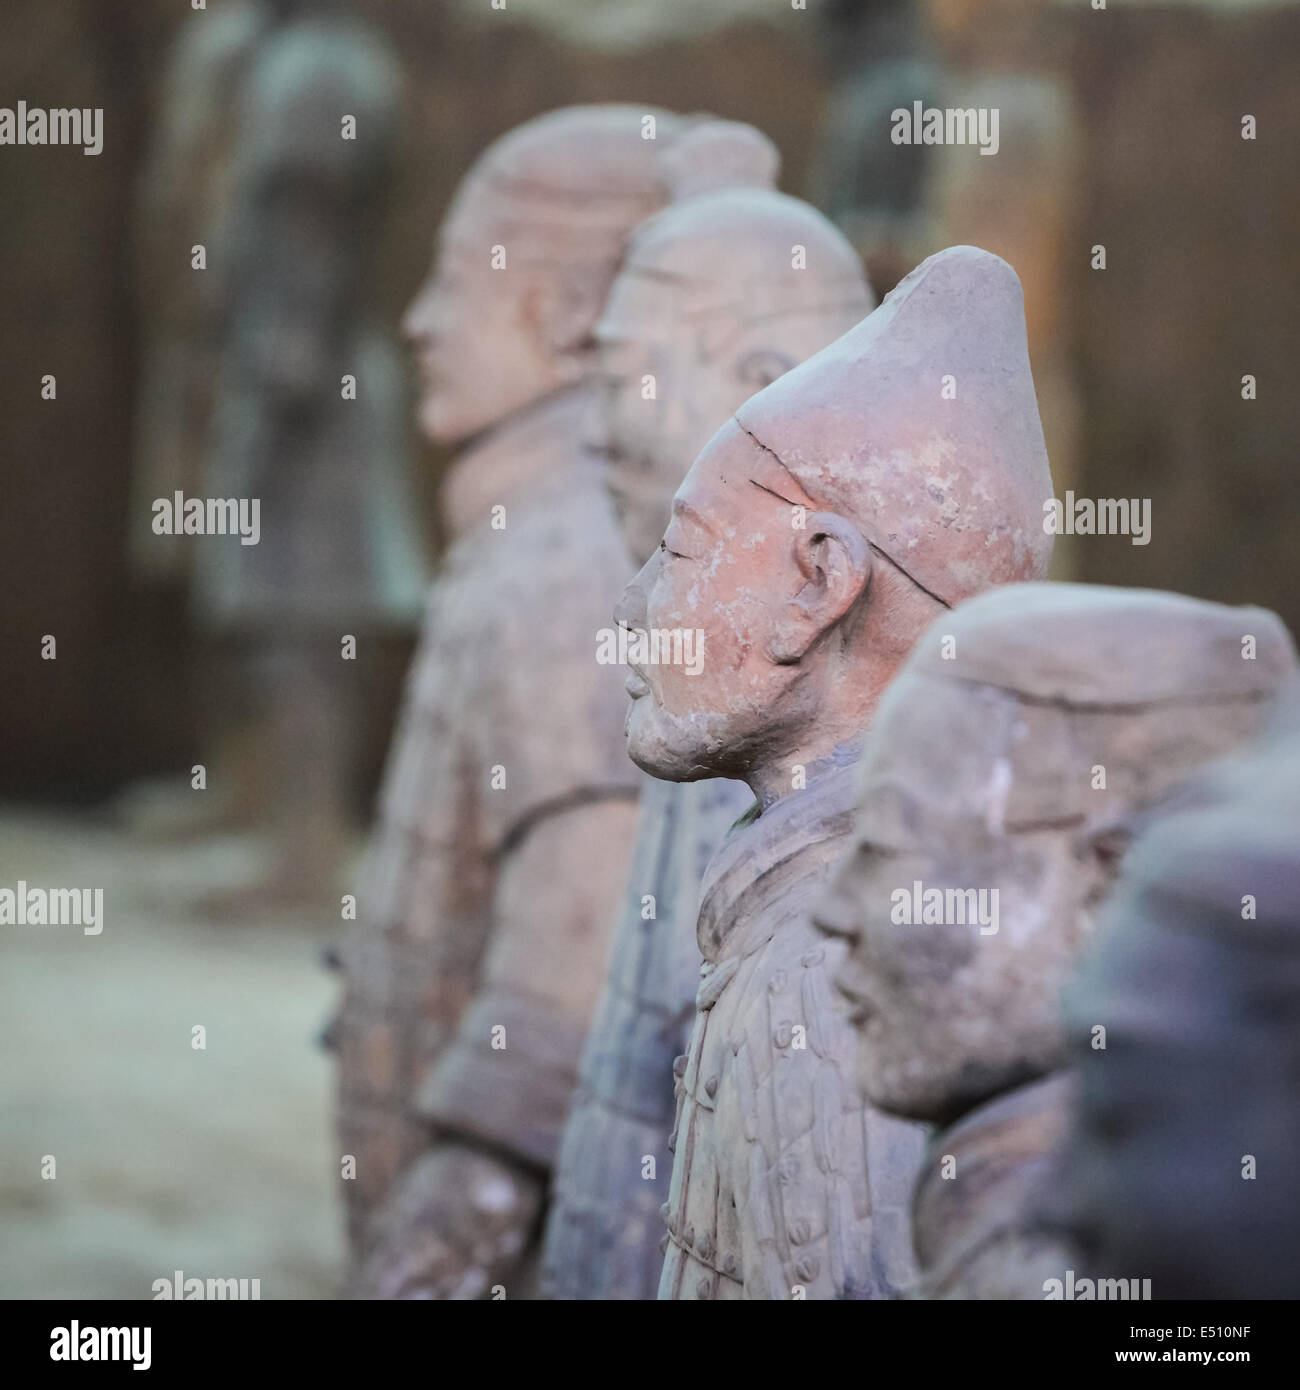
<box><xmin>590</xmin><ymin>119</ymin><xmax>875</xmax><ymax>564</ymax></box>
<box><xmin>614</xmin><ymin>245</ymin><xmax>1053</xmax><ymax>808</ymax></box>
<box><xmin>1062</xmin><ymin>695</ymin><xmax>1300</xmax><ymax>1297</ymax></box>
<box><xmin>403</xmin><ymin>105</ymin><xmax>679</xmax><ymax>447</ymax></box>
<box><xmin>224</xmin><ymin>15</ymin><xmax>400</xmax><ymax>402</ymax></box>
<box><xmin>816</xmin><ymin>583</ymin><xmax>1297</xmax><ymax>1126</ymax></box>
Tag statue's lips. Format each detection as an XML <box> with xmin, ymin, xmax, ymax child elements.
<box><xmin>625</xmin><ymin>671</ymin><xmax>650</xmax><ymax>699</ymax></box>
<box><xmin>834</xmin><ymin>975</ymin><xmax>877</xmax><ymax>1030</ymax></box>
<box><xmin>412</xmin><ymin>347</ymin><xmax>440</xmax><ymax>385</ymax></box>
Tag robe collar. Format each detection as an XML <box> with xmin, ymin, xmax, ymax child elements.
<box><xmin>696</xmin><ymin>754</ymin><xmax>860</xmax><ymax>965</ymax></box>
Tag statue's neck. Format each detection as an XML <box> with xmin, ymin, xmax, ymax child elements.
<box><xmin>746</xmin><ymin>737</ymin><xmax>864</xmax><ymax>814</ymax></box>
<box><xmin>739</xmin><ymin>717</ymin><xmax>873</xmax><ymax>811</ymax></box>
<box><xmin>441</xmin><ymin>384</ymin><xmax>596</xmax><ymax>538</ymax></box>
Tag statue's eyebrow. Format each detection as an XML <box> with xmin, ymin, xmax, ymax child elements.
<box><xmin>670</xmin><ymin>496</ymin><xmax>710</xmax><ymax>528</ymax></box>
<box><xmin>616</xmin><ymin>263</ymin><xmax>693</xmax><ymax>289</ymax></box>
<box><xmin>736</xmin><ymin>423</ymin><xmax>817</xmax><ymax>509</ymax></box>
<box><xmin>749</xmin><ymin>478</ymin><xmax>804</xmax><ymax>509</ymax></box>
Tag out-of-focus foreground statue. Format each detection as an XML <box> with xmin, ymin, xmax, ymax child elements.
<box><xmin>1065</xmin><ymin>695</ymin><xmax>1300</xmax><ymax>1299</ymax></box>
<box><xmin>336</xmin><ymin>107</ymin><xmax>686</xmax><ymax>1298</ymax></box>
<box><xmin>615</xmin><ymin>245</ymin><xmax>1054</xmax><ymax>1298</ymax></box>
<box><xmin>191</xmin><ymin>7</ymin><xmax>426</xmax><ymax>897</ymax></box>
<box><xmin>819</xmin><ymin>583</ymin><xmax>1297</xmax><ymax>1298</ymax></box>
<box><xmin>540</xmin><ymin>122</ymin><xmax>875</xmax><ymax>1299</ymax></box>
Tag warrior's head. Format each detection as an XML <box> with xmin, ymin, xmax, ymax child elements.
<box><xmin>591</xmin><ymin>119</ymin><xmax>873</xmax><ymax>564</ymax></box>
<box><xmin>615</xmin><ymin>246</ymin><xmax>1053</xmax><ymax>807</ymax></box>
<box><xmin>224</xmin><ymin>16</ymin><xmax>399</xmax><ymax>398</ymax></box>
<box><xmin>403</xmin><ymin>106</ymin><xmax>679</xmax><ymax>447</ymax></box>
<box><xmin>815</xmin><ymin>583</ymin><xmax>1296</xmax><ymax>1126</ymax></box>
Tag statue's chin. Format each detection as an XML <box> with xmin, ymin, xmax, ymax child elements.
<box><xmin>625</xmin><ymin>738</ymin><xmax>685</xmax><ymax>783</ymax></box>
<box><xmin>423</xmin><ymin>381</ymin><xmax>502</xmax><ymax>449</ymax></box>
<box><xmin>423</xmin><ymin>397</ymin><xmax>469</xmax><ymax>449</ymax></box>
<box><xmin>627</xmin><ymin>736</ymin><xmax>724</xmax><ymax>786</ymax></box>
<box><xmin>623</xmin><ymin>707</ymin><xmax>691</xmax><ymax>782</ymax></box>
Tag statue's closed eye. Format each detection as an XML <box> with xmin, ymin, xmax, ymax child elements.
<box><xmin>736</xmin><ymin>348</ymin><xmax>796</xmax><ymax>391</ymax></box>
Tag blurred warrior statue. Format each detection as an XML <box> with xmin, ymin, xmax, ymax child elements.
<box><xmin>130</xmin><ymin>0</ymin><xmax>271</xmax><ymax>587</ymax></box>
<box><xmin>540</xmin><ymin>120</ymin><xmax>875</xmax><ymax>1299</ymax></box>
<box><xmin>1065</xmin><ymin>693</ymin><xmax>1300</xmax><ymax>1300</ymax></box>
<box><xmin>335</xmin><ymin>107</ymin><xmax>686</xmax><ymax>1298</ymax></box>
<box><xmin>191</xmin><ymin>7</ymin><xmax>426</xmax><ymax>903</ymax></box>
<box><xmin>819</xmin><ymin>585</ymin><xmax>1296</xmax><ymax>1298</ymax></box>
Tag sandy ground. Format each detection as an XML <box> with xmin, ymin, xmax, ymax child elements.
<box><xmin>0</xmin><ymin>807</ymin><xmax>349</xmax><ymax>1299</ymax></box>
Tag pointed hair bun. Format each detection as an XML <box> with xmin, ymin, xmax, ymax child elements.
<box><xmin>661</xmin><ymin>118</ymin><xmax>781</xmax><ymax>201</ymax></box>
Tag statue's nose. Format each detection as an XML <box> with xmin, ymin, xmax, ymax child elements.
<box><xmin>401</xmin><ymin>281</ymin><xmax>436</xmax><ymax>345</ymax></box>
<box><xmin>614</xmin><ymin>571</ymin><xmax>648</xmax><ymax>630</ymax></box>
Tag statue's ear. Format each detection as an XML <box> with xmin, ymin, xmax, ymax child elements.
<box><xmin>1074</xmin><ymin>815</ymin><xmax>1136</xmax><ymax>919</ymax></box>
<box><xmin>1083</xmin><ymin>820</ymin><xmax>1134</xmax><ymax>875</ymax></box>
<box><xmin>768</xmin><ymin>511</ymin><xmax>872</xmax><ymax>665</ymax></box>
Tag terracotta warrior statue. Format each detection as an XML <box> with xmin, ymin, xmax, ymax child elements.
<box><xmin>335</xmin><ymin>107</ymin><xmax>693</xmax><ymax>1298</ymax></box>
<box><xmin>131</xmin><ymin>0</ymin><xmax>270</xmax><ymax>587</ymax></box>
<box><xmin>817</xmin><ymin>583</ymin><xmax>1297</xmax><ymax>1298</ymax></box>
<box><xmin>1063</xmin><ymin>695</ymin><xmax>1300</xmax><ymax>1299</ymax></box>
<box><xmin>192</xmin><ymin>7</ymin><xmax>426</xmax><ymax>898</ymax></box>
<box><xmin>616</xmin><ymin>245</ymin><xmax>1054</xmax><ymax>1298</ymax></box>
<box><xmin>540</xmin><ymin>123</ymin><xmax>876</xmax><ymax>1300</ymax></box>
